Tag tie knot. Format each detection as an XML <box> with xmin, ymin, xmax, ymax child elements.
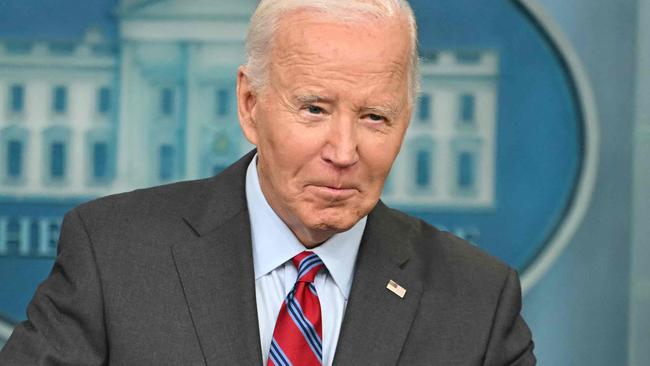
<box><xmin>292</xmin><ymin>251</ymin><xmax>324</xmax><ymax>283</ymax></box>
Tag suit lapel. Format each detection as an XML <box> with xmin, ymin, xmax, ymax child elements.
<box><xmin>171</xmin><ymin>151</ymin><xmax>262</xmax><ymax>366</ymax></box>
<box><xmin>172</xmin><ymin>211</ymin><xmax>262</xmax><ymax>366</ymax></box>
<box><xmin>333</xmin><ymin>202</ymin><xmax>423</xmax><ymax>366</ymax></box>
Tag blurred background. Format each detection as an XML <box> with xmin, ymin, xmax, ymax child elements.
<box><xmin>0</xmin><ymin>0</ymin><xmax>647</xmax><ymax>364</ymax></box>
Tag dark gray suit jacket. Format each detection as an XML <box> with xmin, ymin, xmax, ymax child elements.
<box><xmin>0</xmin><ymin>150</ymin><xmax>535</xmax><ymax>365</ymax></box>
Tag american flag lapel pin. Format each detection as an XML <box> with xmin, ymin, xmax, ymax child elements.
<box><xmin>386</xmin><ymin>279</ymin><xmax>407</xmax><ymax>298</ymax></box>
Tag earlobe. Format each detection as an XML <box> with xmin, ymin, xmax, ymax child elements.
<box><xmin>236</xmin><ymin>66</ymin><xmax>259</xmax><ymax>145</ymax></box>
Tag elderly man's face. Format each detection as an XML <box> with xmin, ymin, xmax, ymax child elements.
<box><xmin>238</xmin><ymin>11</ymin><xmax>412</xmax><ymax>247</ymax></box>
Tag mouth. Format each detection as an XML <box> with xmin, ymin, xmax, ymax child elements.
<box><xmin>308</xmin><ymin>184</ymin><xmax>359</xmax><ymax>200</ymax></box>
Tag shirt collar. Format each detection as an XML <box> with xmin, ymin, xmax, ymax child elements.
<box><xmin>245</xmin><ymin>154</ymin><xmax>366</xmax><ymax>299</ymax></box>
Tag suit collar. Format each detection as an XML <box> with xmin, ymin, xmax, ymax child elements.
<box><xmin>181</xmin><ymin>149</ymin><xmax>256</xmax><ymax>236</ymax></box>
<box><xmin>181</xmin><ymin>148</ymin><xmax>414</xmax><ymax>268</ymax></box>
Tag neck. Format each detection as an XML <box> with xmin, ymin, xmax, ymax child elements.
<box><xmin>288</xmin><ymin>224</ymin><xmax>335</xmax><ymax>249</ymax></box>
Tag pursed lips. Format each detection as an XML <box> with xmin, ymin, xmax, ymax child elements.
<box><xmin>307</xmin><ymin>183</ymin><xmax>359</xmax><ymax>200</ymax></box>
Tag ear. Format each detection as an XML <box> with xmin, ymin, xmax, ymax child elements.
<box><xmin>236</xmin><ymin>66</ymin><xmax>259</xmax><ymax>145</ymax></box>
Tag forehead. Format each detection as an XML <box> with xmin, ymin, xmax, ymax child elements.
<box><xmin>270</xmin><ymin>10</ymin><xmax>411</xmax><ymax>90</ymax></box>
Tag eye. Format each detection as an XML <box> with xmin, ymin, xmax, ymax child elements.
<box><xmin>365</xmin><ymin>113</ymin><xmax>386</xmax><ymax>122</ymax></box>
<box><xmin>307</xmin><ymin>105</ymin><xmax>324</xmax><ymax>115</ymax></box>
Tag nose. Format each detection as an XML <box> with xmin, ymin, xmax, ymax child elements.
<box><xmin>321</xmin><ymin>115</ymin><xmax>360</xmax><ymax>169</ymax></box>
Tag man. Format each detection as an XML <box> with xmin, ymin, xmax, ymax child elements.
<box><xmin>0</xmin><ymin>0</ymin><xmax>535</xmax><ymax>365</ymax></box>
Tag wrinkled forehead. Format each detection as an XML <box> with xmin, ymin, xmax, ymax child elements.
<box><xmin>270</xmin><ymin>9</ymin><xmax>412</xmax><ymax>79</ymax></box>
<box><xmin>273</xmin><ymin>7</ymin><xmax>411</xmax><ymax>47</ymax></box>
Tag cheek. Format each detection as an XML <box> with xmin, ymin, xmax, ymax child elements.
<box><xmin>264</xmin><ymin>130</ymin><xmax>319</xmax><ymax>173</ymax></box>
<box><xmin>257</xmin><ymin>125</ymin><xmax>323</xmax><ymax>191</ymax></box>
<box><xmin>362</xmin><ymin>138</ymin><xmax>402</xmax><ymax>176</ymax></box>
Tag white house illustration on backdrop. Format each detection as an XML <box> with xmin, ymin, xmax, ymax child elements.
<box><xmin>0</xmin><ymin>0</ymin><xmax>498</xmax><ymax>258</ymax></box>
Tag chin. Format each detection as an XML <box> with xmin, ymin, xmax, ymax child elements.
<box><xmin>308</xmin><ymin>209</ymin><xmax>361</xmax><ymax>233</ymax></box>
<box><xmin>312</xmin><ymin>221</ymin><xmax>354</xmax><ymax>233</ymax></box>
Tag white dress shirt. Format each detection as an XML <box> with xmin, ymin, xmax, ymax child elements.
<box><xmin>245</xmin><ymin>155</ymin><xmax>367</xmax><ymax>366</ymax></box>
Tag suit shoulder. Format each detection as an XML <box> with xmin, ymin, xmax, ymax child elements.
<box><xmin>382</xmin><ymin>205</ymin><xmax>512</xmax><ymax>283</ymax></box>
<box><xmin>75</xmin><ymin>177</ymin><xmax>215</xmax><ymax>219</ymax></box>
<box><xmin>68</xmin><ymin>178</ymin><xmax>223</xmax><ymax>250</ymax></box>
<box><xmin>74</xmin><ymin>151</ymin><xmax>252</xmax><ymax>225</ymax></box>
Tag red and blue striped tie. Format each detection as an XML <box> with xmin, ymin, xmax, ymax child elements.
<box><xmin>268</xmin><ymin>251</ymin><xmax>324</xmax><ymax>366</ymax></box>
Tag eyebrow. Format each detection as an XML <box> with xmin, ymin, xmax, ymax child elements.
<box><xmin>293</xmin><ymin>93</ymin><xmax>401</xmax><ymax>118</ymax></box>
<box><xmin>362</xmin><ymin>104</ymin><xmax>400</xmax><ymax>118</ymax></box>
<box><xmin>294</xmin><ymin>94</ymin><xmax>335</xmax><ymax>104</ymax></box>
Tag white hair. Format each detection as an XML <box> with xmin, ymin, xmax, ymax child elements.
<box><xmin>244</xmin><ymin>0</ymin><xmax>419</xmax><ymax>102</ymax></box>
